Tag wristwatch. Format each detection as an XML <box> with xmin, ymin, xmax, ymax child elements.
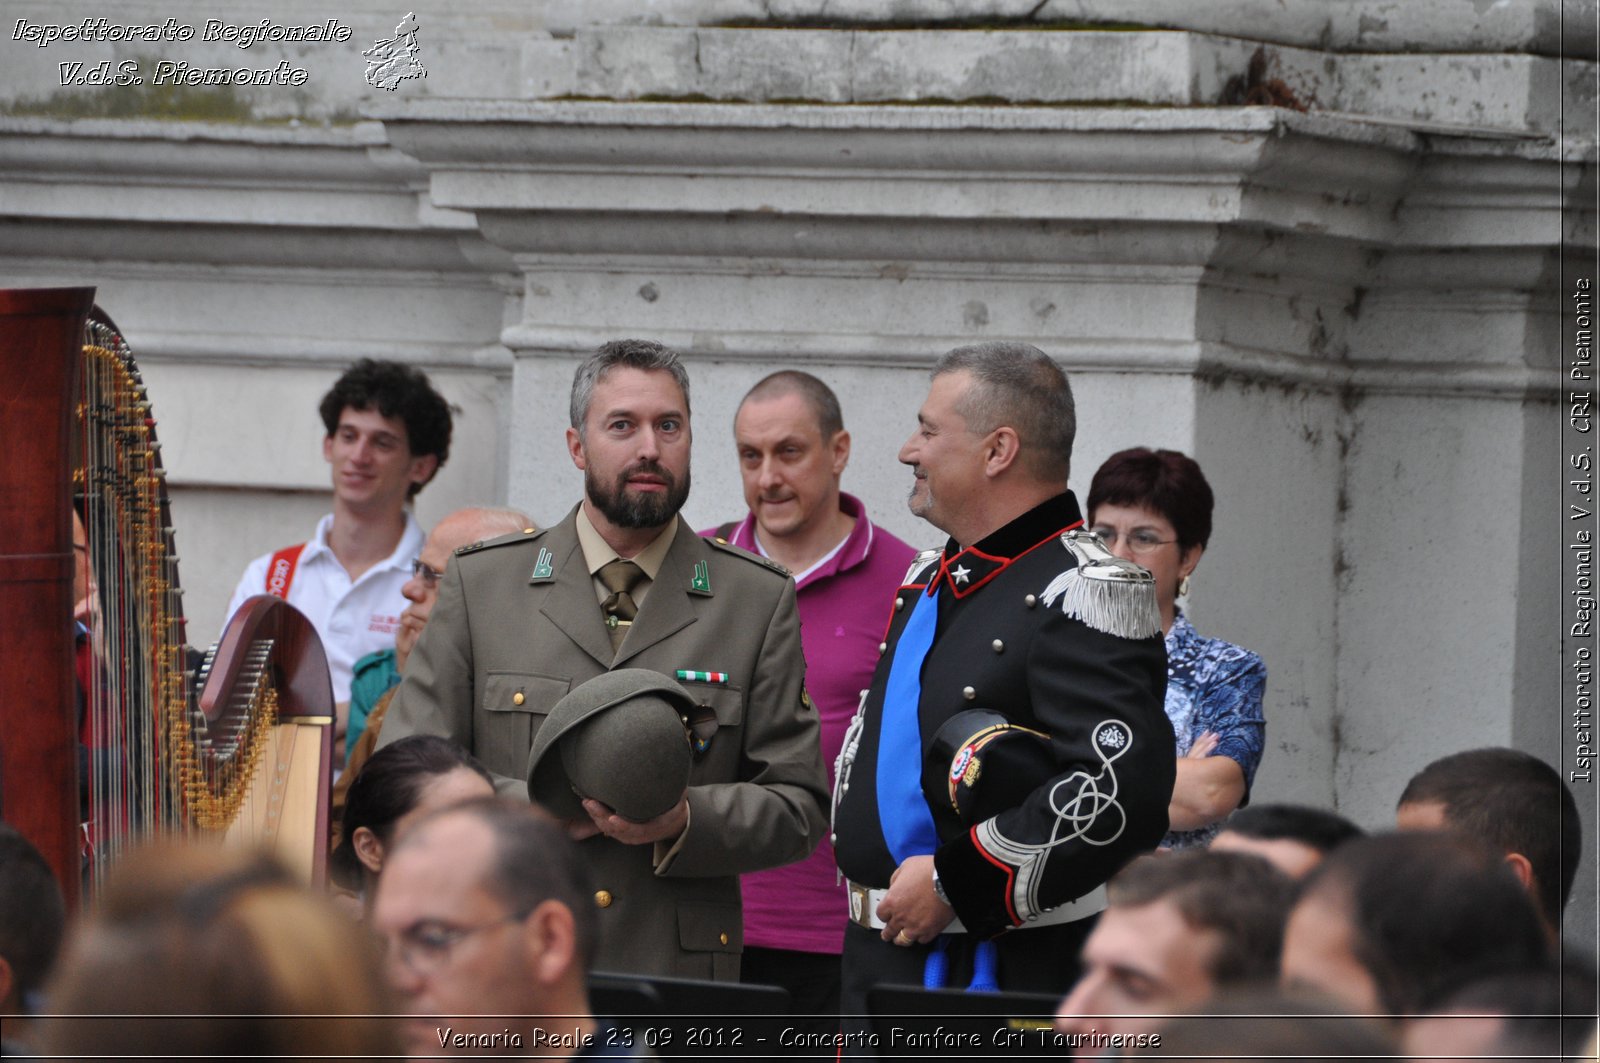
<box><xmin>931</xmin><ymin>865</ymin><xmax>950</xmax><ymax>906</ymax></box>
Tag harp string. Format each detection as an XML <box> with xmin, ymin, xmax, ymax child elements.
<box><xmin>77</xmin><ymin>322</ymin><xmax>196</xmax><ymax>890</ymax></box>
<box><xmin>73</xmin><ymin>312</ymin><xmax>325</xmax><ymax>896</ymax></box>
<box><xmin>183</xmin><ymin>642</ymin><xmax>279</xmax><ymax>831</ymax></box>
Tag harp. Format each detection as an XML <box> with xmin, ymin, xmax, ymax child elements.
<box><xmin>0</xmin><ymin>288</ymin><xmax>334</xmax><ymax>906</ymax></box>
<box><xmin>194</xmin><ymin>595</ymin><xmax>337</xmax><ymax>884</ymax></box>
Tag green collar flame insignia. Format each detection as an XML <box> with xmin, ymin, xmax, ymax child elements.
<box><xmin>690</xmin><ymin>560</ymin><xmax>712</xmax><ymax>594</ymax></box>
<box><xmin>531</xmin><ymin>547</ymin><xmax>555</xmax><ymax>581</ymax></box>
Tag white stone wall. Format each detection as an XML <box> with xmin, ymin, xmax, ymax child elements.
<box><xmin>1191</xmin><ymin>380</ymin><xmax>1347</xmax><ymax>813</ymax></box>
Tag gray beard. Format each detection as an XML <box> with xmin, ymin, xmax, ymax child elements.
<box><xmin>908</xmin><ymin>479</ymin><xmax>933</xmax><ymax>521</ymax></box>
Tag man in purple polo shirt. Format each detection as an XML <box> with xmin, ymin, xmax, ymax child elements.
<box><xmin>704</xmin><ymin>371</ymin><xmax>916</xmax><ymax>1029</ymax></box>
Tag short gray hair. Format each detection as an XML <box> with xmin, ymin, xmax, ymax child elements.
<box><xmin>570</xmin><ymin>339</ymin><xmax>692</xmax><ymax>432</ymax></box>
<box><xmin>933</xmin><ymin>342</ymin><xmax>1075</xmax><ymax>482</ymax></box>
<box><xmin>737</xmin><ymin>370</ymin><xmax>844</xmax><ymax>439</ymax></box>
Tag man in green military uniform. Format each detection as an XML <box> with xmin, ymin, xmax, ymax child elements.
<box><xmin>379</xmin><ymin>340</ymin><xmax>829</xmax><ymax>981</ymax></box>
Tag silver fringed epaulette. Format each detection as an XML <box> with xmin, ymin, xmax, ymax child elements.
<box><xmin>1039</xmin><ymin>529</ymin><xmax>1162</xmax><ymax>639</ymax></box>
<box><xmin>904</xmin><ymin>548</ymin><xmax>941</xmax><ymax>584</ymax></box>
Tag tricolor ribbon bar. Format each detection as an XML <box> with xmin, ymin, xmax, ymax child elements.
<box><xmin>676</xmin><ymin>670</ymin><xmax>728</xmax><ymax>685</ymax></box>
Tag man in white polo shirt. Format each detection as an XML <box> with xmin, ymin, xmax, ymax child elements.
<box><xmin>222</xmin><ymin>359</ymin><xmax>454</xmax><ymax>727</ymax></box>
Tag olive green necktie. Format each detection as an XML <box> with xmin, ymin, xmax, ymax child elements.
<box><xmin>597</xmin><ymin>559</ymin><xmax>645</xmax><ymax>652</ymax></box>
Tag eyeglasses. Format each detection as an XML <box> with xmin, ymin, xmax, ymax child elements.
<box><xmin>1089</xmin><ymin>527</ymin><xmax>1179</xmax><ymax>556</ymax></box>
<box><xmin>410</xmin><ymin>558</ymin><xmax>444</xmax><ymax>587</ymax></box>
<box><xmin>386</xmin><ymin>909</ymin><xmax>531</xmax><ymax>976</ymax></box>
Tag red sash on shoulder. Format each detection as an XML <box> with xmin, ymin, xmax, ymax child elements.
<box><xmin>264</xmin><ymin>543</ymin><xmax>307</xmax><ymax>599</ymax></box>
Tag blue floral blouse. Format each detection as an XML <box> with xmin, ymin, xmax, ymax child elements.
<box><xmin>1162</xmin><ymin>611</ymin><xmax>1267</xmax><ymax>849</ymax></box>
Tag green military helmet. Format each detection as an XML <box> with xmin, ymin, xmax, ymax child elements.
<box><xmin>527</xmin><ymin>668</ymin><xmax>698</xmax><ymax>822</ymax></box>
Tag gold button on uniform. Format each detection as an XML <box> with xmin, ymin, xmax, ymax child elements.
<box><xmin>513</xmin><ymin>691</ymin><xmax>526</xmax><ymax>706</ymax></box>
<box><xmin>719</xmin><ymin>932</ymin><xmax>729</xmax><ymax>945</ymax></box>
<box><xmin>594</xmin><ymin>890</ymin><xmax>613</xmax><ymax>908</ymax></box>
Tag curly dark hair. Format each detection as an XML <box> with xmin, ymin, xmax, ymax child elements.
<box><xmin>318</xmin><ymin>359</ymin><xmax>454</xmax><ymax>498</ymax></box>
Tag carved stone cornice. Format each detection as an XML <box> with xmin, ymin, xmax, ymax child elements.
<box><xmin>376</xmin><ymin>99</ymin><xmax>1579</xmax><ymax>398</ymax></box>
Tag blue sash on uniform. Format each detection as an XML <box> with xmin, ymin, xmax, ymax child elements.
<box><xmin>877</xmin><ymin>585</ymin><xmax>940</xmax><ymax>865</ymax></box>
<box><xmin>878</xmin><ymin>581</ymin><xmax>1003</xmax><ymax>992</ymax></box>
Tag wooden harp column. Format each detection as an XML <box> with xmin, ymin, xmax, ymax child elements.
<box><xmin>0</xmin><ymin>287</ymin><xmax>95</xmax><ymax>908</ymax></box>
<box><xmin>0</xmin><ymin>288</ymin><xmax>335</xmax><ymax>904</ymax></box>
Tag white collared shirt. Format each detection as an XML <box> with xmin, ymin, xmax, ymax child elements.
<box><xmin>222</xmin><ymin>512</ymin><xmax>424</xmax><ymax>706</ymax></box>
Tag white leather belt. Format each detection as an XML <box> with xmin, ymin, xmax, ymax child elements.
<box><xmin>846</xmin><ymin>880</ymin><xmax>1106</xmax><ymax>934</ymax></box>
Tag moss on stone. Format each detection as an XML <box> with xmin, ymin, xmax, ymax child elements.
<box><xmin>0</xmin><ymin>83</ymin><xmax>362</xmax><ymax>126</ymax></box>
<box><xmin>1</xmin><ymin>81</ymin><xmax>258</xmax><ymax>121</ymax></box>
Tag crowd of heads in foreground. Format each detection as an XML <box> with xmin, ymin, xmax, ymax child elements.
<box><xmin>2</xmin><ymin>744</ymin><xmax>1592</xmax><ymax>1060</ymax></box>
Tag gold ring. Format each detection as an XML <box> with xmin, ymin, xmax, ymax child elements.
<box><xmin>895</xmin><ymin>930</ymin><xmax>913</xmax><ymax>946</ymax></box>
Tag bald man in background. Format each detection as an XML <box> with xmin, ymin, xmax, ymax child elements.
<box><xmin>333</xmin><ymin>506</ymin><xmax>533</xmax><ymax>826</ymax></box>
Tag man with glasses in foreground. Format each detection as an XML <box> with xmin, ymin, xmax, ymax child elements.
<box><xmin>374</xmin><ymin>797</ymin><xmax>651</xmax><ymax>1060</ymax></box>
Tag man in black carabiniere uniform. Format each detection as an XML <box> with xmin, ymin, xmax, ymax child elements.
<box><xmin>833</xmin><ymin>342</ymin><xmax>1175</xmax><ymax>1025</ymax></box>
